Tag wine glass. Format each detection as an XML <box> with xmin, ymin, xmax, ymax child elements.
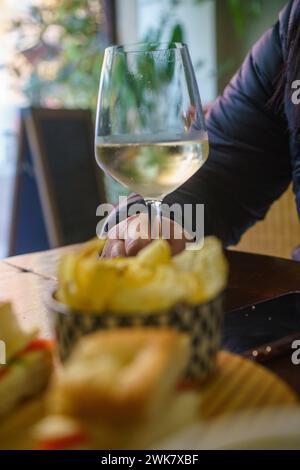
<box><xmin>95</xmin><ymin>42</ymin><xmax>208</xmax><ymax>237</ymax></box>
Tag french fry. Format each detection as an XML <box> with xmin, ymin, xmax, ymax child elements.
<box><xmin>137</xmin><ymin>239</ymin><xmax>171</xmax><ymax>269</ymax></box>
<box><xmin>78</xmin><ymin>238</ymin><xmax>106</xmax><ymax>259</ymax></box>
<box><xmin>173</xmin><ymin>237</ymin><xmax>228</xmax><ymax>303</ymax></box>
<box><xmin>109</xmin><ymin>265</ymin><xmax>186</xmax><ymax>314</ymax></box>
<box><xmin>57</xmin><ymin>236</ymin><xmax>228</xmax><ymax>313</ymax></box>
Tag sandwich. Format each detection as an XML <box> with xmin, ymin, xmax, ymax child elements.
<box><xmin>0</xmin><ymin>302</ymin><xmax>54</xmax><ymax>448</ymax></box>
<box><xmin>34</xmin><ymin>329</ymin><xmax>200</xmax><ymax>449</ymax></box>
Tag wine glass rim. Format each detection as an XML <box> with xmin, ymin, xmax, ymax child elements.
<box><xmin>105</xmin><ymin>41</ymin><xmax>188</xmax><ymax>54</ymax></box>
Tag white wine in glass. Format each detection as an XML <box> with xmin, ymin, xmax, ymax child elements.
<box><xmin>95</xmin><ymin>42</ymin><xmax>209</xmax><ymax>228</ymax></box>
<box><xmin>96</xmin><ymin>139</ymin><xmax>208</xmax><ymax>200</ymax></box>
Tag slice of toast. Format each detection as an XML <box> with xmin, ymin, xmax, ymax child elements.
<box><xmin>49</xmin><ymin>329</ymin><xmax>189</xmax><ymax>423</ymax></box>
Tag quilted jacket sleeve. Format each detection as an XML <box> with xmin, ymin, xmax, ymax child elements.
<box><xmin>165</xmin><ymin>4</ymin><xmax>293</xmax><ymax>246</ymax></box>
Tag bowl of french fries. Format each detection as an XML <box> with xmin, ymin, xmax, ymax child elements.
<box><xmin>47</xmin><ymin>236</ymin><xmax>228</xmax><ymax>379</ymax></box>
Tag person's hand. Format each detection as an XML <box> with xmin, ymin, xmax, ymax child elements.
<box><xmin>101</xmin><ymin>213</ymin><xmax>190</xmax><ymax>258</ymax></box>
<box><xmin>292</xmin><ymin>246</ymin><xmax>300</xmax><ymax>261</ymax></box>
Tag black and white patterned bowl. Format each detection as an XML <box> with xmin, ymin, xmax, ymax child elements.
<box><xmin>46</xmin><ymin>290</ymin><xmax>224</xmax><ymax>380</ymax></box>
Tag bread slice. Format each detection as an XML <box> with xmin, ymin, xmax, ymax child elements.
<box><xmin>0</xmin><ymin>395</ymin><xmax>47</xmax><ymax>449</ymax></box>
<box><xmin>50</xmin><ymin>329</ymin><xmax>189</xmax><ymax>423</ymax></box>
<box><xmin>33</xmin><ymin>390</ymin><xmax>199</xmax><ymax>450</ymax></box>
<box><xmin>88</xmin><ymin>389</ymin><xmax>199</xmax><ymax>449</ymax></box>
<box><xmin>0</xmin><ymin>349</ymin><xmax>53</xmax><ymax>420</ymax></box>
<box><xmin>0</xmin><ymin>302</ymin><xmax>37</xmax><ymax>362</ymax></box>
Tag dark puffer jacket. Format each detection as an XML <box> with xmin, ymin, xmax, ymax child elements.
<box><xmin>165</xmin><ymin>0</ymin><xmax>300</xmax><ymax>246</ymax></box>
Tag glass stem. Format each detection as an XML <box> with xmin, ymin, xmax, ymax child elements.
<box><xmin>145</xmin><ymin>199</ymin><xmax>162</xmax><ymax>239</ymax></box>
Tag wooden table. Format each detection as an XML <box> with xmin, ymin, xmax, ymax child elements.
<box><xmin>1</xmin><ymin>247</ymin><xmax>300</xmax><ymax>394</ymax></box>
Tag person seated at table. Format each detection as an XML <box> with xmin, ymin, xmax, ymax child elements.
<box><xmin>102</xmin><ymin>0</ymin><xmax>300</xmax><ymax>260</ymax></box>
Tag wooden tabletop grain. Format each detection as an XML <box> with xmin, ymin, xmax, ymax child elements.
<box><xmin>1</xmin><ymin>246</ymin><xmax>300</xmax><ymax>394</ymax></box>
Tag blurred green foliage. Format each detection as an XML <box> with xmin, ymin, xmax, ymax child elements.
<box><xmin>9</xmin><ymin>0</ymin><xmax>263</xmax><ymax>112</ymax></box>
<box><xmin>224</xmin><ymin>0</ymin><xmax>263</xmax><ymax>35</ymax></box>
<box><xmin>9</xmin><ymin>0</ymin><xmax>103</xmax><ymax>109</ymax></box>
<box><xmin>192</xmin><ymin>0</ymin><xmax>263</xmax><ymax>36</ymax></box>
